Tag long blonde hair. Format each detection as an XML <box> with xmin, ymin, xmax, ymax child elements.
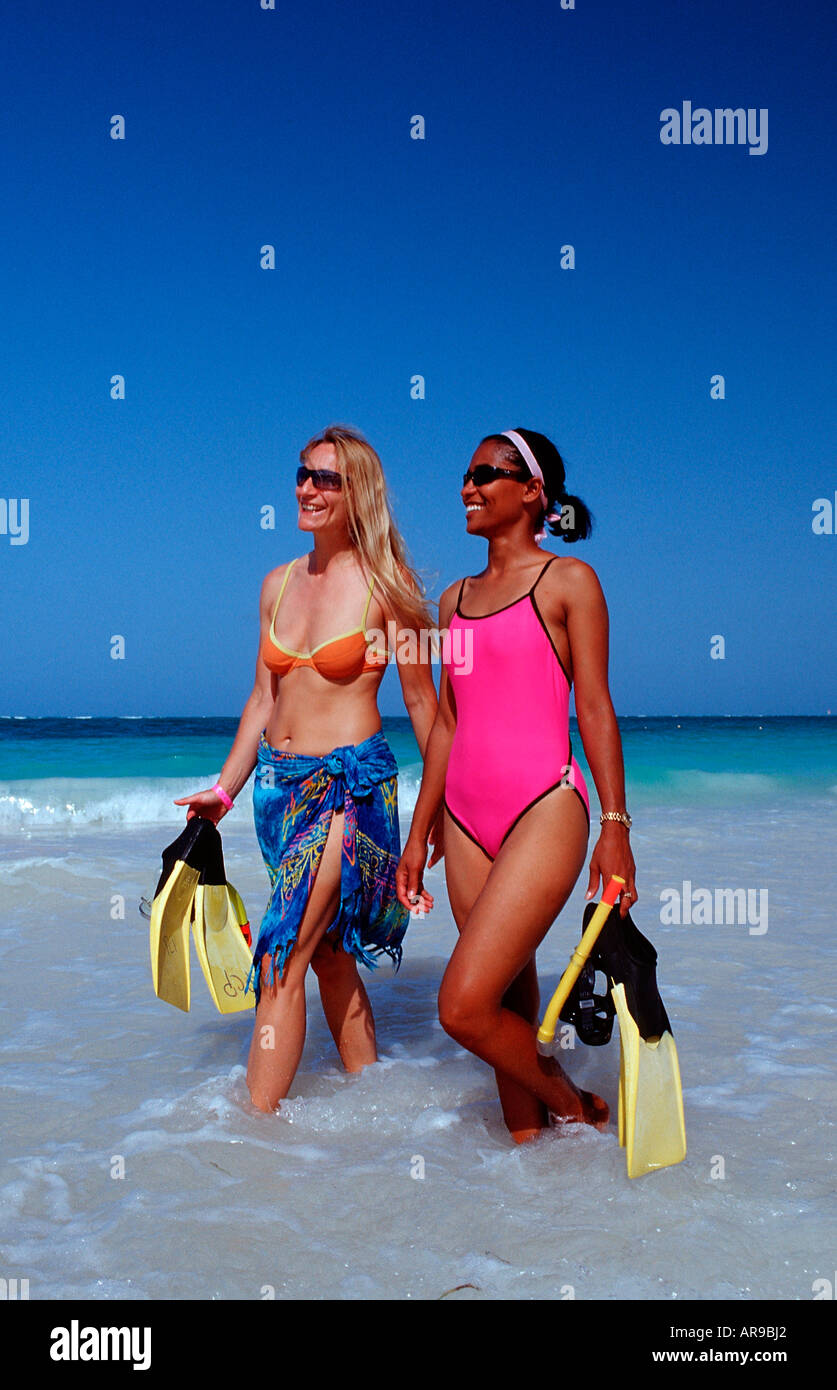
<box><xmin>300</xmin><ymin>424</ymin><xmax>433</xmax><ymax>631</ymax></box>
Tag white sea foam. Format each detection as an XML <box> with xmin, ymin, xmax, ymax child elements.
<box><xmin>0</xmin><ymin>778</ymin><xmax>245</xmax><ymax>831</ymax></box>
<box><xmin>0</xmin><ymin>802</ymin><xmax>833</xmax><ymax>1300</ymax></box>
<box><xmin>0</xmin><ymin>768</ymin><xmax>425</xmax><ymax>831</ymax></box>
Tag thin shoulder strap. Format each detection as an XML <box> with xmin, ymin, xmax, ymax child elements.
<box><xmin>530</xmin><ymin>555</ymin><xmax>557</xmax><ymax>594</ymax></box>
<box><xmin>455</xmin><ymin>576</ymin><xmax>468</xmax><ymax>611</ymax></box>
<box><xmin>360</xmin><ymin>571</ymin><xmax>376</xmax><ymax>627</ymax></box>
<box><xmin>270</xmin><ymin>559</ymin><xmax>296</xmax><ymax>624</ymax></box>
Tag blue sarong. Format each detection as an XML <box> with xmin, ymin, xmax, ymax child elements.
<box><xmin>248</xmin><ymin>729</ymin><xmax>409</xmax><ymax>1000</ymax></box>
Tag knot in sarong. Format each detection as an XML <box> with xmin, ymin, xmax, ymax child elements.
<box><xmin>322</xmin><ymin>743</ymin><xmax>381</xmax><ymax>798</ymax></box>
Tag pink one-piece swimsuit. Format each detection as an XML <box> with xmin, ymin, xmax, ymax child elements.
<box><xmin>442</xmin><ymin>555</ymin><xmax>590</xmax><ymax>860</ymax></box>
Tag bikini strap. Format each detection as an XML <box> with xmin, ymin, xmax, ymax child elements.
<box><xmin>360</xmin><ymin>572</ymin><xmax>376</xmax><ymax>628</ymax></box>
<box><xmin>455</xmin><ymin>576</ymin><xmax>468</xmax><ymax>612</ymax></box>
<box><xmin>530</xmin><ymin>555</ymin><xmax>557</xmax><ymax>594</ymax></box>
<box><xmin>269</xmin><ymin>559</ymin><xmax>296</xmax><ymax>626</ymax></box>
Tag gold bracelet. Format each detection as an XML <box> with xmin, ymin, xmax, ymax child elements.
<box><xmin>600</xmin><ymin>810</ymin><xmax>632</xmax><ymax>829</ymax></box>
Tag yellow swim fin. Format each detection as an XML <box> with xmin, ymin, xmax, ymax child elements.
<box><xmin>191</xmin><ymin>825</ymin><xmax>254</xmax><ymax>1015</ymax></box>
<box><xmin>149</xmin><ymin>818</ymin><xmax>213</xmax><ymax>1013</ymax></box>
<box><xmin>599</xmin><ymin>910</ymin><xmax>686</xmax><ymax>1178</ymax></box>
<box><xmin>537</xmin><ymin>876</ymin><xmax>625</xmax><ymax>1050</ymax></box>
<box><xmin>549</xmin><ymin>892</ymin><xmax>686</xmax><ymax>1179</ymax></box>
<box><xmin>612</xmin><ymin>982</ymin><xmax>687</xmax><ymax>1178</ymax></box>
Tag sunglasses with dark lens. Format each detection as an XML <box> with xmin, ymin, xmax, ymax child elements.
<box><xmin>296</xmin><ymin>465</ymin><xmax>343</xmax><ymax>491</ymax></box>
<box><xmin>462</xmin><ymin>464</ymin><xmax>528</xmax><ymax>488</ymax></box>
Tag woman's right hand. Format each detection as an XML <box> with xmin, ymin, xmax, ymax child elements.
<box><xmin>427</xmin><ymin>805</ymin><xmax>446</xmax><ymax>868</ymax></box>
<box><xmin>396</xmin><ymin>833</ymin><xmax>434</xmax><ymax>916</ymax></box>
<box><xmin>172</xmin><ymin>788</ymin><xmax>229</xmax><ymax>824</ymax></box>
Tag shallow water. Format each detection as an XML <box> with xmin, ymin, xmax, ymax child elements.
<box><xmin>1</xmin><ymin>787</ymin><xmax>835</xmax><ymax>1301</ymax></box>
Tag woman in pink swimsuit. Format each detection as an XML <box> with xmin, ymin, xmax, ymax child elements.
<box><xmin>397</xmin><ymin>428</ymin><xmax>637</xmax><ymax>1144</ymax></box>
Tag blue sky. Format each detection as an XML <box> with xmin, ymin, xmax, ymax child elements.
<box><xmin>2</xmin><ymin>0</ymin><xmax>835</xmax><ymax>716</ymax></box>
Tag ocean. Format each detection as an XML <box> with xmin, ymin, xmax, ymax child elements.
<box><xmin>1</xmin><ymin>716</ymin><xmax>835</xmax><ymax>1300</ymax></box>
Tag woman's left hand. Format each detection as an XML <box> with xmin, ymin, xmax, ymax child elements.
<box><xmin>585</xmin><ymin>827</ymin><xmax>637</xmax><ymax>917</ymax></box>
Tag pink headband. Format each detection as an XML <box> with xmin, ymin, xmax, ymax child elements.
<box><xmin>501</xmin><ymin>430</ymin><xmax>547</xmax><ymax>508</ymax></box>
<box><xmin>501</xmin><ymin>430</ymin><xmax>562</xmax><ymax>539</ymax></box>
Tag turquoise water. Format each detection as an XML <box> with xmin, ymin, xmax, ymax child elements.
<box><xmin>1</xmin><ymin>716</ymin><xmax>836</xmax><ymax>823</ymax></box>
<box><xmin>0</xmin><ymin>717</ymin><xmax>417</xmax><ymax>781</ymax></box>
<box><xmin>2</xmin><ymin>714</ymin><xmax>835</xmax><ymax>1299</ymax></box>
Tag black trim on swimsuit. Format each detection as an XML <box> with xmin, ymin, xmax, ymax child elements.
<box><xmin>445</xmin><ymin>771</ymin><xmax>590</xmax><ymax>862</ymax></box>
<box><xmin>566</xmin><ymin>731</ymin><xmax>592</xmax><ymax>831</ymax></box>
<box><xmin>448</xmin><ymin>554</ymin><xmax>589</xmax><ymax>854</ymax></box>
<box><xmin>569</xmin><ymin>782</ymin><xmax>591</xmax><ymax>830</ymax></box>
<box><xmin>455</xmin><ymin>557</ymin><xmax>574</xmax><ymax>692</ymax></box>
<box><xmin>529</xmin><ymin>592</ymin><xmax>573</xmax><ymax>689</ymax></box>
<box><xmin>443</xmin><ymin>799</ymin><xmax>494</xmax><ymax>860</ymax></box>
<box><xmin>456</xmin><ymin>556</ymin><xmax>556</xmax><ymax>619</ymax></box>
<box><xmin>498</xmin><ymin>775</ymin><xmax>591</xmax><ymax>851</ymax></box>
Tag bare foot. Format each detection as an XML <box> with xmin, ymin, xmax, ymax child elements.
<box><xmin>549</xmin><ymin>1089</ymin><xmax>609</xmax><ymax>1132</ymax></box>
<box><xmin>509</xmin><ymin>1125</ymin><xmax>546</xmax><ymax>1145</ymax></box>
<box><xmin>581</xmin><ymin>1089</ymin><xmax>610</xmax><ymax>1130</ymax></box>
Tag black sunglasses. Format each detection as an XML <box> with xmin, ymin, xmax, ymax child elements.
<box><xmin>296</xmin><ymin>465</ymin><xmax>343</xmax><ymax>492</ymax></box>
<box><xmin>463</xmin><ymin>464</ymin><xmax>528</xmax><ymax>488</ymax></box>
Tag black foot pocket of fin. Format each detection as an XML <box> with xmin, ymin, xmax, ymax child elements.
<box><xmin>563</xmin><ymin>902</ymin><xmax>673</xmax><ymax>1046</ymax></box>
<box><xmin>588</xmin><ymin>903</ymin><xmax>672</xmax><ymax>1042</ymax></box>
<box><xmin>558</xmin><ymin>959</ymin><xmax>616</xmax><ymax>1045</ymax></box>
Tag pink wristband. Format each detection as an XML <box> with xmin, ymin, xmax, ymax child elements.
<box><xmin>213</xmin><ymin>782</ymin><xmax>234</xmax><ymax>811</ymax></box>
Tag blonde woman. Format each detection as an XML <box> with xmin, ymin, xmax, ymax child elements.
<box><xmin>176</xmin><ymin>426</ymin><xmax>438</xmax><ymax>1111</ymax></box>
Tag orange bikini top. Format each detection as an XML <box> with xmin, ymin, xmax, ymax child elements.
<box><xmin>261</xmin><ymin>559</ymin><xmax>388</xmax><ymax>679</ymax></box>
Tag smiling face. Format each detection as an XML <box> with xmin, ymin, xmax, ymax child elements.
<box><xmin>296</xmin><ymin>441</ymin><xmax>349</xmax><ymax>533</ymax></box>
<box><xmin>461</xmin><ymin>440</ymin><xmax>540</xmax><ymax>535</ymax></box>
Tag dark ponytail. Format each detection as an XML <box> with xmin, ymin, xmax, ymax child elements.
<box><xmin>481</xmin><ymin>428</ymin><xmax>593</xmax><ymax>543</ymax></box>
